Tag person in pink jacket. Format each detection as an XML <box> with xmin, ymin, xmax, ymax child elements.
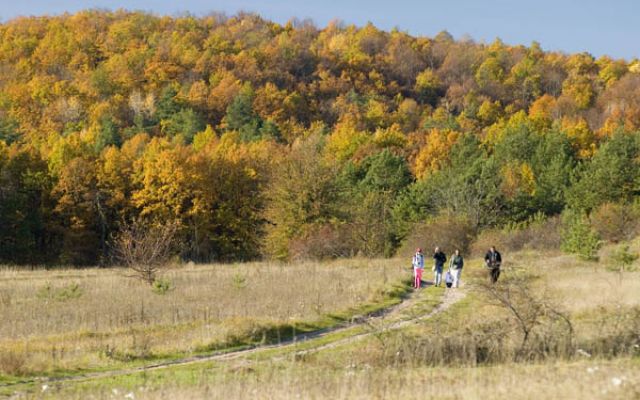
<box><xmin>412</xmin><ymin>248</ymin><xmax>425</xmax><ymax>289</ymax></box>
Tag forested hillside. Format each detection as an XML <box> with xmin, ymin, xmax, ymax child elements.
<box><xmin>1</xmin><ymin>10</ymin><xmax>639</xmax><ymax>265</ymax></box>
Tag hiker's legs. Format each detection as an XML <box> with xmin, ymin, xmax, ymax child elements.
<box><xmin>434</xmin><ymin>269</ymin><xmax>442</xmax><ymax>286</ymax></box>
<box><xmin>453</xmin><ymin>269</ymin><xmax>461</xmax><ymax>287</ymax></box>
<box><xmin>414</xmin><ymin>269</ymin><xmax>422</xmax><ymax>288</ymax></box>
<box><xmin>490</xmin><ymin>267</ymin><xmax>500</xmax><ymax>283</ymax></box>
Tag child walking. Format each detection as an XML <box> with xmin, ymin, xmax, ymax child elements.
<box><xmin>444</xmin><ymin>270</ymin><xmax>454</xmax><ymax>288</ymax></box>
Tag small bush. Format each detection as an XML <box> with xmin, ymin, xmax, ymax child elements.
<box><xmin>561</xmin><ymin>209</ymin><xmax>601</xmax><ymax>261</ymax></box>
<box><xmin>398</xmin><ymin>213</ymin><xmax>476</xmax><ymax>258</ymax></box>
<box><xmin>101</xmin><ymin>333</ymin><xmax>154</xmax><ymax>361</ymax></box>
<box><xmin>0</xmin><ymin>350</ymin><xmax>27</xmax><ymax>375</ymax></box>
<box><xmin>590</xmin><ymin>202</ymin><xmax>640</xmax><ymax>243</ymax></box>
<box><xmin>232</xmin><ymin>273</ymin><xmax>247</xmax><ymax>289</ymax></box>
<box><xmin>221</xmin><ymin>318</ymin><xmax>273</xmax><ymax>347</ymax></box>
<box><xmin>36</xmin><ymin>282</ymin><xmax>83</xmax><ymax>301</ymax></box>
<box><xmin>151</xmin><ymin>277</ymin><xmax>174</xmax><ymax>295</ymax></box>
<box><xmin>607</xmin><ymin>243</ymin><xmax>639</xmax><ymax>273</ymax></box>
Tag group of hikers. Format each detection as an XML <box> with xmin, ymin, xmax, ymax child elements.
<box><xmin>411</xmin><ymin>246</ymin><xmax>502</xmax><ymax>289</ymax></box>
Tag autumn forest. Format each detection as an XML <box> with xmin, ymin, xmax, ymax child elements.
<box><xmin>1</xmin><ymin>10</ymin><xmax>639</xmax><ymax>266</ymax></box>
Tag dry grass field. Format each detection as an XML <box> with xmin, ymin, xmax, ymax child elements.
<box><xmin>2</xmin><ymin>246</ymin><xmax>640</xmax><ymax>399</ymax></box>
<box><xmin>0</xmin><ymin>258</ymin><xmax>408</xmax><ymax>376</ymax></box>
<box><xmin>55</xmin><ymin>359</ymin><xmax>639</xmax><ymax>400</ymax></box>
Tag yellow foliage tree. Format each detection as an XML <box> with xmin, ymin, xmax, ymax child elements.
<box><xmin>413</xmin><ymin>129</ymin><xmax>460</xmax><ymax>179</ymax></box>
<box><xmin>561</xmin><ymin>117</ymin><xmax>597</xmax><ymax>158</ymax></box>
<box><xmin>373</xmin><ymin>123</ymin><xmax>407</xmax><ymax>149</ymax></box>
<box><xmin>131</xmin><ymin>138</ymin><xmax>194</xmax><ymax>221</ymax></box>
<box><xmin>528</xmin><ymin>94</ymin><xmax>556</xmax><ymax>130</ymax></box>
<box><xmin>484</xmin><ymin>111</ymin><xmax>532</xmax><ymax>147</ymax></box>
<box><xmin>561</xmin><ymin>75</ymin><xmax>595</xmax><ymax>110</ymax></box>
<box><xmin>477</xmin><ymin>100</ymin><xmax>502</xmax><ymax>126</ymax></box>
<box><xmin>192</xmin><ymin>125</ymin><xmax>217</xmax><ymax>151</ymax></box>
<box><xmin>364</xmin><ymin>98</ymin><xmax>388</xmax><ymax>130</ymax></box>
<box><xmin>475</xmin><ymin>57</ymin><xmax>505</xmax><ymax>88</ymax></box>
<box><xmin>325</xmin><ymin>116</ymin><xmax>370</xmax><ymax>162</ymax></box>
<box><xmin>415</xmin><ymin>68</ymin><xmax>440</xmax><ymax>103</ymax></box>
<box><xmin>500</xmin><ymin>161</ymin><xmax>536</xmax><ymax>198</ymax></box>
<box><xmin>597</xmin><ymin>56</ymin><xmax>628</xmax><ymax>88</ymax></box>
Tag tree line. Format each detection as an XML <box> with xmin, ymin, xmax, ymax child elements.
<box><xmin>1</xmin><ymin>10</ymin><xmax>640</xmax><ymax>265</ymax></box>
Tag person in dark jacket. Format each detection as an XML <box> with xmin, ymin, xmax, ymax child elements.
<box><xmin>484</xmin><ymin>246</ymin><xmax>502</xmax><ymax>283</ymax></box>
<box><xmin>433</xmin><ymin>247</ymin><xmax>447</xmax><ymax>287</ymax></box>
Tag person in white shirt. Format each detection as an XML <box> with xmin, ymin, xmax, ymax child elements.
<box><xmin>449</xmin><ymin>249</ymin><xmax>464</xmax><ymax>288</ymax></box>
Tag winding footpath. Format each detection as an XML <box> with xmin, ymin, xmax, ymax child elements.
<box><xmin>291</xmin><ymin>286</ymin><xmax>466</xmax><ymax>357</ymax></box>
<box><xmin>1</xmin><ymin>286</ymin><xmax>466</xmax><ymax>395</ymax></box>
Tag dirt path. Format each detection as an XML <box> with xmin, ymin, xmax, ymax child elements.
<box><xmin>291</xmin><ymin>286</ymin><xmax>466</xmax><ymax>357</ymax></box>
<box><xmin>1</xmin><ymin>287</ymin><xmax>466</xmax><ymax>393</ymax></box>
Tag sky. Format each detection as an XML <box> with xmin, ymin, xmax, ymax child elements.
<box><xmin>1</xmin><ymin>0</ymin><xmax>638</xmax><ymax>60</ymax></box>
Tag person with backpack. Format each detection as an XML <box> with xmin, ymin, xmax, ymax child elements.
<box><xmin>432</xmin><ymin>247</ymin><xmax>447</xmax><ymax>287</ymax></box>
<box><xmin>449</xmin><ymin>249</ymin><xmax>464</xmax><ymax>288</ymax></box>
<box><xmin>484</xmin><ymin>246</ymin><xmax>502</xmax><ymax>283</ymax></box>
<box><xmin>412</xmin><ymin>248</ymin><xmax>425</xmax><ymax>289</ymax></box>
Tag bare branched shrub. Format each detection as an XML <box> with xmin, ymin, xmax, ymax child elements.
<box><xmin>475</xmin><ymin>271</ymin><xmax>573</xmax><ymax>361</ymax></box>
<box><xmin>111</xmin><ymin>220</ymin><xmax>180</xmax><ymax>284</ymax></box>
<box><xmin>361</xmin><ymin>273</ymin><xmax>575</xmax><ymax>368</ymax></box>
<box><xmin>398</xmin><ymin>213</ymin><xmax>476</xmax><ymax>258</ymax></box>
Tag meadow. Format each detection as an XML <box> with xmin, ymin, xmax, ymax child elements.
<box><xmin>1</xmin><ymin>245</ymin><xmax>639</xmax><ymax>399</ymax></box>
<box><xmin>0</xmin><ymin>259</ymin><xmax>408</xmax><ymax>377</ymax></box>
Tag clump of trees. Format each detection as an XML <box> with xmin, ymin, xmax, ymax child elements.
<box><xmin>2</xmin><ymin>11</ymin><xmax>640</xmax><ymax>265</ymax></box>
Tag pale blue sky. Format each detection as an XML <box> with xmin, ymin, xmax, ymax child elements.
<box><xmin>1</xmin><ymin>0</ymin><xmax>637</xmax><ymax>60</ymax></box>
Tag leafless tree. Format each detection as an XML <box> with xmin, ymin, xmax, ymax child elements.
<box><xmin>111</xmin><ymin>220</ymin><xmax>180</xmax><ymax>284</ymax></box>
